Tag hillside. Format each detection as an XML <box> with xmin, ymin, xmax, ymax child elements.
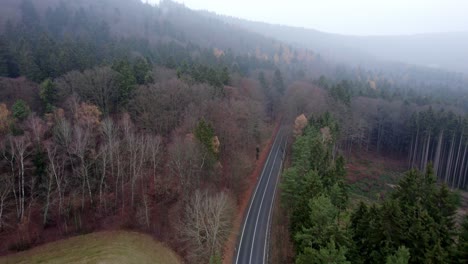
<box><xmin>214</xmin><ymin>14</ymin><xmax>468</xmax><ymax>73</ymax></box>
<box><xmin>0</xmin><ymin>0</ymin><xmax>319</xmax><ymax>67</ymax></box>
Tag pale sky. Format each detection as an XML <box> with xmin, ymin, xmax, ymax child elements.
<box><xmin>145</xmin><ymin>0</ymin><xmax>468</xmax><ymax>36</ymax></box>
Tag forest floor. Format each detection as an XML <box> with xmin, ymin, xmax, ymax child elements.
<box><xmin>346</xmin><ymin>151</ymin><xmax>468</xmax><ymax>222</ymax></box>
<box><xmin>346</xmin><ymin>151</ymin><xmax>407</xmax><ymax>205</ymax></box>
<box><xmin>0</xmin><ymin>231</ymin><xmax>181</xmax><ymax>264</ymax></box>
<box><xmin>456</xmin><ymin>191</ymin><xmax>468</xmax><ymax>224</ymax></box>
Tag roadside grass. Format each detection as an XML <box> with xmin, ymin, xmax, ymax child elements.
<box><xmin>0</xmin><ymin>231</ymin><xmax>181</xmax><ymax>264</ymax></box>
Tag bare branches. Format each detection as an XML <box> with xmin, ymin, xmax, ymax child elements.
<box><xmin>168</xmin><ymin>136</ymin><xmax>205</xmax><ymax>196</ymax></box>
<box><xmin>0</xmin><ymin>173</ymin><xmax>13</xmax><ymax>230</ymax></box>
<box><xmin>55</xmin><ymin>67</ymin><xmax>118</xmax><ymax>114</ymax></box>
<box><xmin>179</xmin><ymin>190</ymin><xmax>234</xmax><ymax>263</ymax></box>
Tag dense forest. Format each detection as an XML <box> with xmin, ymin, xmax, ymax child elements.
<box><xmin>283</xmin><ymin>115</ymin><xmax>468</xmax><ymax>263</ymax></box>
<box><xmin>0</xmin><ymin>0</ymin><xmax>286</xmax><ymax>261</ymax></box>
<box><xmin>0</xmin><ymin>0</ymin><xmax>468</xmax><ymax>263</ymax></box>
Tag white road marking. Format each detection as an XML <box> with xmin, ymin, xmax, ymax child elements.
<box><xmin>235</xmin><ymin>128</ymin><xmax>283</xmax><ymax>264</ymax></box>
<box><xmin>263</xmin><ymin>135</ymin><xmax>288</xmax><ymax>263</ymax></box>
<box><xmin>248</xmin><ymin>133</ymin><xmax>285</xmax><ymax>264</ymax></box>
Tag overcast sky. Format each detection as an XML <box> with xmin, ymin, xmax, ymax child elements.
<box><xmin>145</xmin><ymin>0</ymin><xmax>468</xmax><ymax>36</ymax></box>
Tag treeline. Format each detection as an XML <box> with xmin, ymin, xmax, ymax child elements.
<box><xmin>291</xmin><ymin>76</ymin><xmax>468</xmax><ymax>191</ymax></box>
<box><xmin>350</xmin><ymin>167</ymin><xmax>462</xmax><ymax>263</ymax></box>
<box><xmin>326</xmin><ymin>81</ymin><xmax>468</xmax><ymax>190</ymax></box>
<box><xmin>282</xmin><ymin>114</ymin><xmax>349</xmax><ymax>262</ymax></box>
<box><xmin>176</xmin><ymin>62</ymin><xmax>230</xmax><ymax>89</ymax></box>
<box><xmin>0</xmin><ymin>0</ymin><xmax>279</xmax><ymax>85</ymax></box>
<box><xmin>331</xmin><ymin>65</ymin><xmax>467</xmax><ymax>109</ymax></box>
<box><xmin>408</xmin><ymin>108</ymin><xmax>468</xmax><ymax>189</ymax></box>
<box><xmin>283</xmin><ymin>114</ymin><xmax>468</xmax><ymax>263</ymax></box>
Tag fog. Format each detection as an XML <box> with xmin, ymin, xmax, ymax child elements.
<box><xmin>146</xmin><ymin>0</ymin><xmax>468</xmax><ymax>36</ymax></box>
<box><xmin>145</xmin><ymin>0</ymin><xmax>468</xmax><ymax>72</ymax></box>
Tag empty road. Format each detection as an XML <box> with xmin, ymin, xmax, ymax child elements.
<box><xmin>235</xmin><ymin>127</ymin><xmax>288</xmax><ymax>264</ymax></box>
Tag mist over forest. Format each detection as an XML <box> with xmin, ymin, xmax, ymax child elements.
<box><xmin>218</xmin><ymin>14</ymin><xmax>468</xmax><ymax>73</ymax></box>
<box><xmin>0</xmin><ymin>0</ymin><xmax>467</xmax><ymax>263</ymax></box>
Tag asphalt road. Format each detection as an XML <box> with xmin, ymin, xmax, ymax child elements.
<box><xmin>235</xmin><ymin>127</ymin><xmax>288</xmax><ymax>264</ymax></box>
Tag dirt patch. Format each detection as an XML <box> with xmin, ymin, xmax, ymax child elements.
<box><xmin>222</xmin><ymin>122</ymin><xmax>280</xmax><ymax>264</ymax></box>
<box><xmin>346</xmin><ymin>150</ymin><xmax>407</xmax><ymax>201</ymax></box>
<box><xmin>456</xmin><ymin>191</ymin><xmax>468</xmax><ymax>225</ymax></box>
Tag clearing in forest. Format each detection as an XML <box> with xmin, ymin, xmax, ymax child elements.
<box><xmin>346</xmin><ymin>152</ymin><xmax>406</xmax><ymax>203</ymax></box>
<box><xmin>0</xmin><ymin>231</ymin><xmax>181</xmax><ymax>264</ymax></box>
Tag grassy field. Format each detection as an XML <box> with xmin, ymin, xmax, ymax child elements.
<box><xmin>0</xmin><ymin>231</ymin><xmax>181</xmax><ymax>264</ymax></box>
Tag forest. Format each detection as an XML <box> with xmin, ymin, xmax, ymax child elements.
<box><xmin>0</xmin><ymin>0</ymin><xmax>468</xmax><ymax>263</ymax></box>
<box><xmin>282</xmin><ymin>115</ymin><xmax>468</xmax><ymax>263</ymax></box>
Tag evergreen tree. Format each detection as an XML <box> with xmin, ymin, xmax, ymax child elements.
<box><xmin>0</xmin><ymin>37</ymin><xmax>8</xmax><ymax>77</ymax></box>
<box><xmin>273</xmin><ymin>68</ymin><xmax>285</xmax><ymax>95</ymax></box>
<box><xmin>457</xmin><ymin>214</ymin><xmax>468</xmax><ymax>263</ymax></box>
<box><xmin>133</xmin><ymin>57</ymin><xmax>151</xmax><ymax>85</ymax></box>
<box><xmin>220</xmin><ymin>66</ymin><xmax>230</xmax><ymax>85</ymax></box>
<box><xmin>18</xmin><ymin>46</ymin><xmax>43</xmax><ymax>82</ymax></box>
<box><xmin>349</xmin><ymin>202</ymin><xmax>372</xmax><ymax>263</ymax></box>
<box><xmin>295</xmin><ymin>194</ymin><xmax>339</xmax><ymax>250</ymax></box>
<box><xmin>20</xmin><ymin>0</ymin><xmax>40</xmax><ymax>30</ymax></box>
<box><xmin>40</xmin><ymin>79</ymin><xmax>58</xmax><ymax>112</ymax></box>
<box><xmin>112</xmin><ymin>59</ymin><xmax>137</xmax><ymax>108</ymax></box>
<box><xmin>386</xmin><ymin>246</ymin><xmax>410</xmax><ymax>264</ymax></box>
<box><xmin>296</xmin><ymin>240</ymin><xmax>350</xmax><ymax>264</ymax></box>
<box><xmin>282</xmin><ymin>168</ymin><xmax>323</xmax><ymax>236</ymax></box>
<box><xmin>194</xmin><ymin>119</ymin><xmax>216</xmax><ymax>155</ymax></box>
<box><xmin>12</xmin><ymin>100</ymin><xmax>31</xmax><ymax>121</ymax></box>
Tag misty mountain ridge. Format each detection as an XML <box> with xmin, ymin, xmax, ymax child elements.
<box><xmin>200</xmin><ymin>10</ymin><xmax>468</xmax><ymax>74</ymax></box>
<box><xmin>0</xmin><ymin>0</ymin><xmax>465</xmax><ymax>83</ymax></box>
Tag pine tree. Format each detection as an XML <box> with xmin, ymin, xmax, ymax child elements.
<box><xmin>296</xmin><ymin>240</ymin><xmax>350</xmax><ymax>264</ymax></box>
<box><xmin>295</xmin><ymin>195</ymin><xmax>341</xmax><ymax>251</ymax></box>
<box><xmin>133</xmin><ymin>57</ymin><xmax>151</xmax><ymax>85</ymax></box>
<box><xmin>273</xmin><ymin>68</ymin><xmax>285</xmax><ymax>95</ymax></box>
<box><xmin>12</xmin><ymin>100</ymin><xmax>31</xmax><ymax>121</ymax></box>
<box><xmin>458</xmin><ymin>215</ymin><xmax>468</xmax><ymax>263</ymax></box>
<box><xmin>194</xmin><ymin>119</ymin><xmax>215</xmax><ymax>155</ymax></box>
<box><xmin>386</xmin><ymin>246</ymin><xmax>410</xmax><ymax>264</ymax></box>
<box><xmin>220</xmin><ymin>66</ymin><xmax>230</xmax><ymax>85</ymax></box>
<box><xmin>112</xmin><ymin>59</ymin><xmax>137</xmax><ymax>108</ymax></box>
<box><xmin>0</xmin><ymin>37</ymin><xmax>8</xmax><ymax>77</ymax></box>
<box><xmin>377</xmin><ymin>200</ymin><xmax>404</xmax><ymax>259</ymax></box>
<box><xmin>40</xmin><ymin>79</ymin><xmax>58</xmax><ymax>112</ymax></box>
<box><xmin>20</xmin><ymin>0</ymin><xmax>40</xmax><ymax>30</ymax></box>
<box><xmin>282</xmin><ymin>168</ymin><xmax>323</xmax><ymax>236</ymax></box>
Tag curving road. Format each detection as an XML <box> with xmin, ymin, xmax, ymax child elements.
<box><xmin>235</xmin><ymin>127</ymin><xmax>288</xmax><ymax>264</ymax></box>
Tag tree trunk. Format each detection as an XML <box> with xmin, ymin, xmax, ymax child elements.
<box><xmin>457</xmin><ymin>144</ymin><xmax>467</xmax><ymax>188</ymax></box>
<box><xmin>412</xmin><ymin>127</ymin><xmax>420</xmax><ymax>168</ymax></box>
<box><xmin>452</xmin><ymin>130</ymin><xmax>464</xmax><ymax>188</ymax></box>
<box><xmin>423</xmin><ymin>133</ymin><xmax>431</xmax><ymax>172</ymax></box>
<box><xmin>445</xmin><ymin>133</ymin><xmax>456</xmax><ymax>184</ymax></box>
<box><xmin>434</xmin><ymin>131</ymin><xmax>443</xmax><ymax>177</ymax></box>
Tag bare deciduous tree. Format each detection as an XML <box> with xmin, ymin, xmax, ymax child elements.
<box><xmin>146</xmin><ymin>134</ymin><xmax>163</xmax><ymax>192</ymax></box>
<box><xmin>71</xmin><ymin>125</ymin><xmax>93</xmax><ymax>208</ymax></box>
<box><xmin>0</xmin><ymin>173</ymin><xmax>13</xmax><ymax>230</ymax></box>
<box><xmin>56</xmin><ymin>67</ymin><xmax>118</xmax><ymax>114</ymax></box>
<box><xmin>168</xmin><ymin>136</ymin><xmax>206</xmax><ymax>197</ymax></box>
<box><xmin>45</xmin><ymin>144</ymin><xmax>66</xmax><ymax>220</ymax></box>
<box><xmin>2</xmin><ymin>135</ymin><xmax>32</xmax><ymax>222</ymax></box>
<box><xmin>179</xmin><ymin>190</ymin><xmax>234</xmax><ymax>263</ymax></box>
